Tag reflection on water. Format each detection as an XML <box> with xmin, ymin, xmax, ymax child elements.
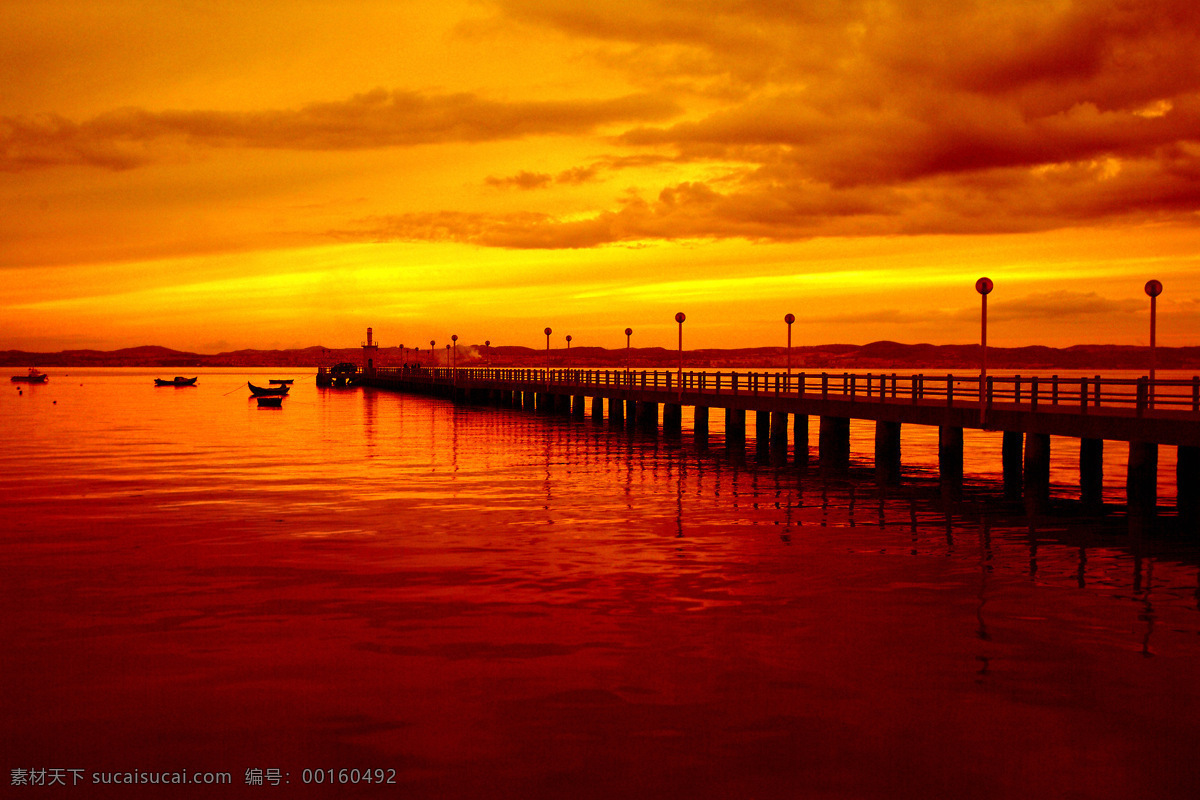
<box><xmin>2</xmin><ymin>369</ymin><xmax>1199</xmax><ymax>798</ymax></box>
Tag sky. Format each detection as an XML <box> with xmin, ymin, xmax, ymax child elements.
<box><xmin>3</xmin><ymin>0</ymin><xmax>1200</xmax><ymax>353</ymax></box>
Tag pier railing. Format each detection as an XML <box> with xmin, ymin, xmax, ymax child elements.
<box><xmin>370</xmin><ymin>367</ymin><xmax>1200</xmax><ymax>416</ymax></box>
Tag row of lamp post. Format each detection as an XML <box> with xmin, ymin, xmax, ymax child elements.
<box><xmin>974</xmin><ymin>277</ymin><xmax>1163</xmax><ymax>409</ymax></box>
<box><xmin>410</xmin><ymin>278</ymin><xmax>1164</xmax><ymax>387</ymax></box>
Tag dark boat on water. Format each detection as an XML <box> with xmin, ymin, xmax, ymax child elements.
<box><xmin>256</xmin><ymin>396</ymin><xmax>284</xmax><ymax>407</ymax></box>
<box><xmin>154</xmin><ymin>376</ymin><xmax>197</xmax><ymax>387</ymax></box>
<box><xmin>268</xmin><ymin>379</ymin><xmax>294</xmax><ymax>385</ymax></box>
<box><xmin>248</xmin><ymin>382</ymin><xmax>290</xmax><ymax>396</ymax></box>
<box><xmin>11</xmin><ymin>368</ymin><xmax>48</xmax><ymax>383</ymax></box>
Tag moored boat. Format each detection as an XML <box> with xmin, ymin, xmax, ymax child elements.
<box><xmin>11</xmin><ymin>368</ymin><xmax>48</xmax><ymax>383</ymax></box>
<box><xmin>154</xmin><ymin>376</ymin><xmax>197</xmax><ymax>387</ymax></box>
<box><xmin>248</xmin><ymin>381</ymin><xmax>290</xmax><ymax>396</ymax></box>
<box><xmin>268</xmin><ymin>379</ymin><xmax>294</xmax><ymax>385</ymax></box>
<box><xmin>256</xmin><ymin>395</ymin><xmax>284</xmax><ymax>407</ymax></box>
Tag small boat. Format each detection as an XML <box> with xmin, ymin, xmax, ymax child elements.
<box><xmin>268</xmin><ymin>378</ymin><xmax>294</xmax><ymax>385</ymax></box>
<box><xmin>248</xmin><ymin>381</ymin><xmax>290</xmax><ymax>396</ymax></box>
<box><xmin>154</xmin><ymin>376</ymin><xmax>197</xmax><ymax>387</ymax></box>
<box><xmin>256</xmin><ymin>396</ymin><xmax>284</xmax><ymax>407</ymax></box>
<box><xmin>11</xmin><ymin>368</ymin><xmax>48</xmax><ymax>383</ymax></box>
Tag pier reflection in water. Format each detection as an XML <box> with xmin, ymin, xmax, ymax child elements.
<box><xmin>2</xmin><ymin>370</ymin><xmax>1199</xmax><ymax>798</ymax></box>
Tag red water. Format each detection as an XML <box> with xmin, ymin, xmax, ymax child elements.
<box><xmin>3</xmin><ymin>369</ymin><xmax>1199</xmax><ymax>798</ymax></box>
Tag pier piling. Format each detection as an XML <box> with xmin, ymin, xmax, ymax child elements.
<box><xmin>1080</xmin><ymin>438</ymin><xmax>1104</xmax><ymax>511</ymax></box>
<box><xmin>819</xmin><ymin>416</ymin><xmax>850</xmax><ymax>471</ymax></box>
<box><xmin>875</xmin><ymin>421</ymin><xmax>902</xmax><ymax>485</ymax></box>
<box><xmin>1024</xmin><ymin>433</ymin><xmax>1051</xmax><ymax>514</ymax></box>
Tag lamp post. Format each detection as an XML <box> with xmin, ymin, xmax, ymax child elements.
<box><xmin>484</xmin><ymin>340</ymin><xmax>490</xmax><ymax>368</ymax></box>
<box><xmin>1146</xmin><ymin>279</ymin><xmax>1162</xmax><ymax>407</ymax></box>
<box><xmin>784</xmin><ymin>313</ymin><xmax>795</xmax><ymax>376</ymax></box>
<box><xmin>625</xmin><ymin>328</ymin><xmax>632</xmax><ymax>376</ymax></box>
<box><xmin>544</xmin><ymin>328</ymin><xmax>552</xmax><ymax>377</ymax></box>
<box><xmin>451</xmin><ymin>334</ymin><xmax>458</xmax><ymax>370</ymax></box>
<box><xmin>675</xmin><ymin>312</ymin><xmax>685</xmax><ymax>389</ymax></box>
<box><xmin>430</xmin><ymin>340</ymin><xmax>436</xmax><ymax>368</ymax></box>
<box><xmin>976</xmin><ymin>277</ymin><xmax>993</xmax><ymax>421</ymax></box>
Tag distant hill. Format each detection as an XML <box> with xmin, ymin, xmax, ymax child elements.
<box><xmin>4</xmin><ymin>341</ymin><xmax>1200</xmax><ymax>370</ymax></box>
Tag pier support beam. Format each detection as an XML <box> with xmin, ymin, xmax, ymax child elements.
<box><xmin>875</xmin><ymin>421</ymin><xmax>902</xmax><ymax>485</ymax></box>
<box><xmin>819</xmin><ymin>416</ymin><xmax>850</xmax><ymax>471</ymax></box>
<box><xmin>1178</xmin><ymin>446</ymin><xmax>1200</xmax><ymax>534</ymax></box>
<box><xmin>608</xmin><ymin>396</ymin><xmax>624</xmax><ymax>427</ymax></box>
<box><xmin>1126</xmin><ymin>441</ymin><xmax>1158</xmax><ymax>525</ymax></box>
<box><xmin>694</xmin><ymin>406</ymin><xmax>709</xmax><ymax>448</ymax></box>
<box><xmin>794</xmin><ymin>414</ymin><xmax>809</xmax><ymax>467</ymax></box>
<box><xmin>725</xmin><ymin>408</ymin><xmax>746</xmax><ymax>456</ymax></box>
<box><xmin>1024</xmin><ymin>433</ymin><xmax>1051</xmax><ymax>514</ymax></box>
<box><xmin>1003</xmin><ymin>431</ymin><xmax>1023</xmax><ymax>499</ymax></box>
<box><xmin>1080</xmin><ymin>438</ymin><xmax>1104</xmax><ymax>512</ymax></box>
<box><xmin>591</xmin><ymin>395</ymin><xmax>604</xmax><ymax>421</ymax></box>
<box><xmin>771</xmin><ymin>412</ymin><xmax>788</xmax><ymax>455</ymax></box>
<box><xmin>626</xmin><ymin>398</ymin><xmax>638</xmax><ymax>428</ymax></box>
<box><xmin>663</xmin><ymin>403</ymin><xmax>682</xmax><ymax>438</ymax></box>
<box><xmin>938</xmin><ymin>426</ymin><xmax>963</xmax><ymax>495</ymax></box>
<box><xmin>523</xmin><ymin>390</ymin><xmax>536</xmax><ymax>411</ymax></box>
<box><xmin>639</xmin><ymin>402</ymin><xmax>658</xmax><ymax>433</ymax></box>
<box><xmin>572</xmin><ymin>395</ymin><xmax>585</xmax><ymax>418</ymax></box>
<box><xmin>755</xmin><ymin>411</ymin><xmax>772</xmax><ymax>459</ymax></box>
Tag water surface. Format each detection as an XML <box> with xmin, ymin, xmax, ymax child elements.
<box><xmin>3</xmin><ymin>368</ymin><xmax>1199</xmax><ymax>798</ymax></box>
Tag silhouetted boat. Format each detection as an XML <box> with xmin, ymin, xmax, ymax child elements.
<box><xmin>11</xmin><ymin>368</ymin><xmax>48</xmax><ymax>383</ymax></box>
<box><xmin>154</xmin><ymin>376</ymin><xmax>197</xmax><ymax>387</ymax></box>
<box><xmin>248</xmin><ymin>382</ymin><xmax>290</xmax><ymax>396</ymax></box>
<box><xmin>268</xmin><ymin>379</ymin><xmax>294</xmax><ymax>385</ymax></box>
<box><xmin>256</xmin><ymin>396</ymin><xmax>284</xmax><ymax>407</ymax></box>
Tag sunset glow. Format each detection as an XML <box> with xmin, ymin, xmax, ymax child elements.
<box><xmin>4</xmin><ymin>0</ymin><xmax>1200</xmax><ymax>352</ymax></box>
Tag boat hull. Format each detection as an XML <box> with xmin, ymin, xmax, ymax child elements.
<box><xmin>154</xmin><ymin>377</ymin><xmax>197</xmax><ymax>386</ymax></box>
<box><xmin>248</xmin><ymin>382</ymin><xmax>290</xmax><ymax>396</ymax></box>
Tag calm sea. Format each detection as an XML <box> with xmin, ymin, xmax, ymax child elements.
<box><xmin>3</xmin><ymin>367</ymin><xmax>1199</xmax><ymax>798</ymax></box>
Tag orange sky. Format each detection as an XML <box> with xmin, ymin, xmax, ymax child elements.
<box><xmin>3</xmin><ymin>0</ymin><xmax>1200</xmax><ymax>353</ymax></box>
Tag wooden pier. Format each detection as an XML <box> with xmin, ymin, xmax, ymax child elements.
<box><xmin>322</xmin><ymin>365</ymin><xmax>1200</xmax><ymax>532</ymax></box>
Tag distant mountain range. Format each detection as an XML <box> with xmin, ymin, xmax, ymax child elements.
<box><xmin>4</xmin><ymin>341</ymin><xmax>1200</xmax><ymax>370</ymax></box>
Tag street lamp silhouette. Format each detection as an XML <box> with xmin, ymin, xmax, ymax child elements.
<box><xmin>1146</xmin><ymin>279</ymin><xmax>1162</xmax><ymax>406</ymax></box>
<box><xmin>451</xmin><ymin>334</ymin><xmax>458</xmax><ymax>370</ymax></box>
<box><xmin>544</xmin><ymin>327</ymin><xmax>552</xmax><ymax>370</ymax></box>
<box><xmin>565</xmin><ymin>335</ymin><xmax>572</xmax><ymax>366</ymax></box>
<box><xmin>484</xmin><ymin>340</ymin><xmax>491</xmax><ymax>368</ymax></box>
<box><xmin>625</xmin><ymin>328</ymin><xmax>633</xmax><ymax>375</ymax></box>
<box><xmin>784</xmin><ymin>313</ymin><xmax>795</xmax><ymax>376</ymax></box>
<box><xmin>675</xmin><ymin>312</ymin><xmax>685</xmax><ymax>387</ymax></box>
<box><xmin>430</xmin><ymin>340</ymin><xmax>436</xmax><ymax>368</ymax></box>
<box><xmin>976</xmin><ymin>277</ymin><xmax>993</xmax><ymax>420</ymax></box>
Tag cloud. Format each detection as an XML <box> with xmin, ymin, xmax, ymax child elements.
<box><xmin>484</xmin><ymin>164</ymin><xmax>603</xmax><ymax>190</ymax></box>
<box><xmin>485</xmin><ymin>170</ymin><xmax>554</xmax><ymax>190</ymax></box>
<box><xmin>0</xmin><ymin>88</ymin><xmax>681</xmax><ymax>172</ymax></box>
<box><xmin>339</xmin><ymin>142</ymin><xmax>1200</xmax><ymax>248</ymax></box>
<box><xmin>443</xmin><ymin>0</ymin><xmax>1200</xmax><ymax>243</ymax></box>
<box><xmin>984</xmin><ymin>290</ymin><xmax>1142</xmax><ymax>322</ymax></box>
